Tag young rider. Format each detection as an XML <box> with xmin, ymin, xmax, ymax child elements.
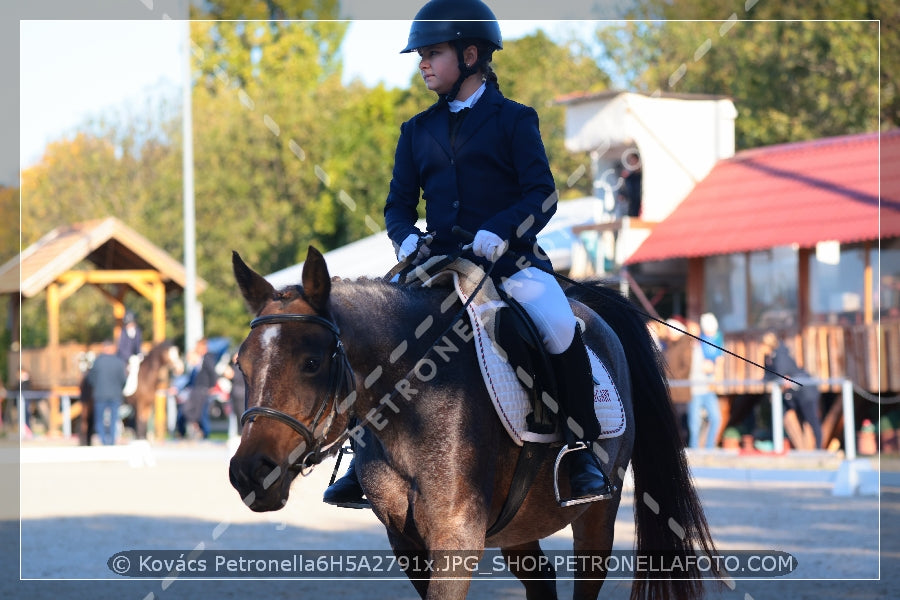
<box><xmin>324</xmin><ymin>0</ymin><xmax>613</xmax><ymax>509</ymax></box>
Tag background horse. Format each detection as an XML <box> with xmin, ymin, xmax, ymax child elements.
<box><xmin>229</xmin><ymin>248</ymin><xmax>717</xmax><ymax>600</ymax></box>
<box><xmin>79</xmin><ymin>340</ymin><xmax>184</xmax><ymax>444</ymax></box>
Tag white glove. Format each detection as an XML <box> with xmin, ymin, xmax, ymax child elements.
<box><xmin>397</xmin><ymin>233</ymin><xmax>432</xmax><ymax>262</ymax></box>
<box><xmin>397</xmin><ymin>234</ymin><xmax>419</xmax><ymax>261</ymax></box>
<box><xmin>472</xmin><ymin>229</ymin><xmax>507</xmax><ymax>262</ymax></box>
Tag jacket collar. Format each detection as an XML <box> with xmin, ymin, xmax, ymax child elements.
<box><xmin>422</xmin><ymin>85</ymin><xmax>505</xmax><ymax>155</ymax></box>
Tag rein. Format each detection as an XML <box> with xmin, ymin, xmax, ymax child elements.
<box><xmin>241</xmin><ymin>313</ymin><xmax>356</xmax><ymax>474</ymax></box>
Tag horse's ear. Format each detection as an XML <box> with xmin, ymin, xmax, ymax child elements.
<box><xmin>301</xmin><ymin>246</ymin><xmax>331</xmax><ymax>312</ymax></box>
<box><xmin>232</xmin><ymin>251</ymin><xmax>275</xmax><ymax>314</ymax></box>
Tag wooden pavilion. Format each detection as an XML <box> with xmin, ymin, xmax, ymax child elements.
<box><xmin>0</xmin><ymin>217</ymin><xmax>206</xmax><ymax>436</ymax></box>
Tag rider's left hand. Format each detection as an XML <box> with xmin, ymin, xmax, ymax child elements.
<box><xmin>472</xmin><ymin>230</ymin><xmax>507</xmax><ymax>262</ymax></box>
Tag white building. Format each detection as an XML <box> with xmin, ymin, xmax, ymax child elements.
<box><xmin>559</xmin><ymin>90</ymin><xmax>737</xmax><ymax>270</ymax></box>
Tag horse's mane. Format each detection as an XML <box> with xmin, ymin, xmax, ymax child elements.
<box><xmin>279</xmin><ymin>276</ymin><xmax>450</xmax><ymax>314</ymax></box>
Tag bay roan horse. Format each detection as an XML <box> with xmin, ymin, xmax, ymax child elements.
<box><xmin>79</xmin><ymin>340</ymin><xmax>184</xmax><ymax>444</ymax></box>
<box><xmin>229</xmin><ymin>248</ymin><xmax>718</xmax><ymax>600</ymax></box>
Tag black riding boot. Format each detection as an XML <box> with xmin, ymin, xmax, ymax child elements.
<box><xmin>550</xmin><ymin>327</ymin><xmax>614</xmax><ymax>507</ymax></box>
<box><xmin>323</xmin><ymin>453</ymin><xmax>370</xmax><ymax>509</ymax></box>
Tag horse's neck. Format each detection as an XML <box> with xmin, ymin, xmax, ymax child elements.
<box><xmin>331</xmin><ymin>281</ymin><xmax>448</xmax><ymax>407</ymax></box>
<box><xmin>331</xmin><ymin>282</ymin><xmax>422</xmax><ymax>359</ymax></box>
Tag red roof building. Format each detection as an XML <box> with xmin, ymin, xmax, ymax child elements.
<box><xmin>560</xmin><ymin>90</ymin><xmax>897</xmax><ymax>448</ymax></box>
<box><xmin>615</xmin><ymin>130</ymin><xmax>900</xmax><ymax>397</ymax></box>
<box><xmin>627</xmin><ymin>130</ymin><xmax>900</xmax><ymax>263</ymax></box>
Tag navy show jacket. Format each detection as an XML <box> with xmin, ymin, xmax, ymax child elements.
<box><xmin>384</xmin><ymin>84</ymin><xmax>559</xmax><ymax>276</ymax></box>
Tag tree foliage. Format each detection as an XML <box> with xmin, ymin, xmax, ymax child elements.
<box><xmin>187</xmin><ymin>18</ymin><xmax>405</xmax><ymax>337</ymax></box>
<box><xmin>14</xmin><ymin>9</ymin><xmax>885</xmax><ymax>350</ymax></box>
<box><xmin>499</xmin><ymin>31</ymin><xmax>610</xmax><ymax>197</ymax></box>
<box><xmin>0</xmin><ymin>185</ymin><xmax>18</xmax><ymax>264</ymax></box>
<box><xmin>597</xmin><ymin>0</ymin><xmax>888</xmax><ymax>148</ymax></box>
<box><xmin>18</xmin><ymin>100</ymin><xmax>183</xmax><ymax>345</ymax></box>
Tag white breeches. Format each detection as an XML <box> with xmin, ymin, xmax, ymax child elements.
<box><xmin>500</xmin><ymin>267</ymin><xmax>576</xmax><ymax>355</ymax></box>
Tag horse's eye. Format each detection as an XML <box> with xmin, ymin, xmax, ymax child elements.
<box><xmin>302</xmin><ymin>358</ymin><xmax>321</xmax><ymax>373</ymax></box>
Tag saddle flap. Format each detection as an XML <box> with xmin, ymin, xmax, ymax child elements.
<box><xmin>493</xmin><ymin>300</ymin><xmax>557</xmax><ymax>434</ymax></box>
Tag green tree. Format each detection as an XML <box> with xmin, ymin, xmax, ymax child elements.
<box><xmin>194</xmin><ymin>0</ymin><xmax>338</xmax><ymax>20</ymax></box>
<box><xmin>0</xmin><ymin>185</ymin><xmax>18</xmax><ymax>263</ymax></box>
<box><xmin>499</xmin><ymin>30</ymin><xmax>611</xmax><ymax>197</ymax></box>
<box><xmin>187</xmin><ymin>19</ymin><xmax>387</xmax><ymax>338</ymax></box>
<box><xmin>15</xmin><ymin>18</ymin><xmax>620</xmax><ymax>347</ymax></box>
<box><xmin>596</xmin><ymin>1</ymin><xmax>888</xmax><ymax>148</ymax></box>
<box><xmin>0</xmin><ymin>185</ymin><xmax>16</xmax><ymax>385</ymax></box>
<box><xmin>19</xmin><ymin>100</ymin><xmax>183</xmax><ymax>346</ymax></box>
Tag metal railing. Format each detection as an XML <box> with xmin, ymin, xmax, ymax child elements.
<box><xmin>668</xmin><ymin>378</ymin><xmax>856</xmax><ymax>458</ymax></box>
<box><xmin>4</xmin><ymin>378</ymin><xmax>860</xmax><ymax>459</ymax></box>
<box><xmin>5</xmin><ymin>389</ymin><xmax>79</xmax><ymax>439</ymax></box>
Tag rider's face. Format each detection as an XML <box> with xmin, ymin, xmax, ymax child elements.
<box><xmin>417</xmin><ymin>43</ymin><xmax>459</xmax><ymax>95</ymax></box>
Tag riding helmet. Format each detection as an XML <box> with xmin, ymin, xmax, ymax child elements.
<box><xmin>400</xmin><ymin>0</ymin><xmax>503</xmax><ymax>54</ymax></box>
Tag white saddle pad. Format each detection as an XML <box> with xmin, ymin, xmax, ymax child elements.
<box><xmin>421</xmin><ymin>259</ymin><xmax>626</xmax><ymax>447</ymax></box>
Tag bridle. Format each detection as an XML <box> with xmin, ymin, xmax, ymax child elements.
<box><xmin>240</xmin><ymin>313</ymin><xmax>356</xmax><ymax>474</ymax></box>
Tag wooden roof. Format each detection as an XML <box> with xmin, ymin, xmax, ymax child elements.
<box><xmin>0</xmin><ymin>217</ymin><xmax>206</xmax><ymax>298</ymax></box>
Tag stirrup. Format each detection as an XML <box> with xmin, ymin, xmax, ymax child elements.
<box><xmin>553</xmin><ymin>441</ymin><xmax>615</xmax><ymax>507</ymax></box>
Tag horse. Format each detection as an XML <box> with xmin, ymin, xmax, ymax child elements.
<box><xmin>228</xmin><ymin>247</ymin><xmax>718</xmax><ymax>600</ymax></box>
<box><xmin>79</xmin><ymin>340</ymin><xmax>184</xmax><ymax>444</ymax></box>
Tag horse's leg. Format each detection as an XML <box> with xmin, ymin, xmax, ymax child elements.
<box><xmin>79</xmin><ymin>400</ymin><xmax>92</xmax><ymax>446</ymax></box>
<box><xmin>570</xmin><ymin>499</ymin><xmax>621</xmax><ymax>600</ymax></box>
<box><xmin>137</xmin><ymin>398</ymin><xmax>151</xmax><ymax>439</ymax></box>
<box><xmin>387</xmin><ymin>532</ymin><xmax>430</xmax><ymax>599</ymax></box>
<box><xmin>501</xmin><ymin>541</ymin><xmax>558</xmax><ymax>600</ymax></box>
<box><xmin>412</xmin><ymin>481</ymin><xmax>487</xmax><ymax>600</ymax></box>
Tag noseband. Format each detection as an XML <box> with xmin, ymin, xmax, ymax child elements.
<box><xmin>241</xmin><ymin>313</ymin><xmax>356</xmax><ymax>474</ymax></box>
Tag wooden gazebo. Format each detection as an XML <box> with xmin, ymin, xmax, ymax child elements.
<box><xmin>0</xmin><ymin>217</ymin><xmax>206</xmax><ymax>435</ymax></box>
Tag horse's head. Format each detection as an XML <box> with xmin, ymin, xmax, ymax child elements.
<box><xmin>229</xmin><ymin>247</ymin><xmax>355</xmax><ymax>512</ymax></box>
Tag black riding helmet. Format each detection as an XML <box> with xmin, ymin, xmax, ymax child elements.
<box><xmin>401</xmin><ymin>0</ymin><xmax>502</xmax><ymax>54</ymax></box>
<box><xmin>401</xmin><ymin>0</ymin><xmax>503</xmax><ymax>102</ymax></box>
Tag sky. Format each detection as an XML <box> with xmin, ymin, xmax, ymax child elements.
<box><xmin>19</xmin><ymin>19</ymin><xmax>587</xmax><ymax>173</ymax></box>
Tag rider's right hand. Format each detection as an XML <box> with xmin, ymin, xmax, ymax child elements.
<box><xmin>397</xmin><ymin>234</ymin><xmax>419</xmax><ymax>261</ymax></box>
<box><xmin>397</xmin><ymin>233</ymin><xmax>431</xmax><ymax>263</ymax></box>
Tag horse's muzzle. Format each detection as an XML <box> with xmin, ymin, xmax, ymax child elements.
<box><xmin>228</xmin><ymin>452</ymin><xmax>291</xmax><ymax>512</ymax></box>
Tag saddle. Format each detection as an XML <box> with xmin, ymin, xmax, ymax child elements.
<box><xmin>401</xmin><ymin>256</ymin><xmax>625</xmax><ymax>446</ymax></box>
<box><xmin>398</xmin><ymin>256</ymin><xmax>626</xmax><ymax>533</ymax></box>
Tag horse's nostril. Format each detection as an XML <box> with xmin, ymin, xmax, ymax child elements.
<box><xmin>230</xmin><ymin>454</ymin><xmax>280</xmax><ymax>493</ymax></box>
<box><xmin>252</xmin><ymin>455</ymin><xmax>280</xmax><ymax>485</ymax></box>
<box><xmin>228</xmin><ymin>458</ymin><xmax>246</xmax><ymax>490</ymax></box>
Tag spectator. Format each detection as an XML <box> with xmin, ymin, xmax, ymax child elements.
<box><xmin>699</xmin><ymin>312</ymin><xmax>724</xmax><ymax>366</ymax></box>
<box><xmin>173</xmin><ymin>344</ymin><xmax>201</xmax><ymax>439</ymax></box>
<box><xmin>86</xmin><ymin>340</ymin><xmax>127</xmax><ymax>445</ymax></box>
<box><xmin>223</xmin><ymin>353</ymin><xmax>245</xmax><ymax>438</ymax></box>
<box><xmin>688</xmin><ymin>319</ymin><xmax>722</xmax><ymax>449</ymax></box>
<box><xmin>183</xmin><ymin>338</ymin><xmax>217</xmax><ymax>439</ymax></box>
<box><xmin>762</xmin><ymin>331</ymin><xmax>823</xmax><ymax>449</ymax></box>
<box><xmin>618</xmin><ymin>150</ymin><xmax>642</xmax><ymax>218</ymax></box>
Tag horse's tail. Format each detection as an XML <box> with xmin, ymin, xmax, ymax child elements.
<box><xmin>567</xmin><ymin>282</ymin><xmax>718</xmax><ymax>600</ymax></box>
